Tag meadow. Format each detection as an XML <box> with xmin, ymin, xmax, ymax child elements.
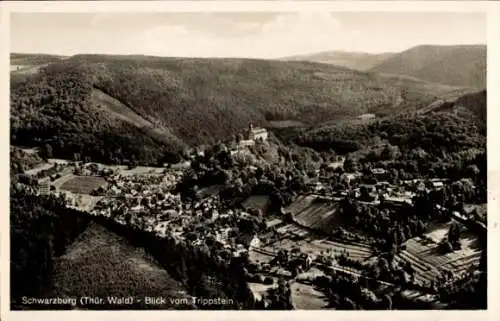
<box><xmin>60</xmin><ymin>176</ymin><xmax>108</xmax><ymax>194</ymax></box>
<box><xmin>290</xmin><ymin>281</ymin><xmax>329</xmax><ymax>309</ymax></box>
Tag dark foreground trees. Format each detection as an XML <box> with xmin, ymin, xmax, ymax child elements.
<box><xmin>10</xmin><ymin>183</ymin><xmax>90</xmax><ymax>308</ymax></box>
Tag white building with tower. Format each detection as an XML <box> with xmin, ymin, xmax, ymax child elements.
<box><xmin>247</xmin><ymin>123</ymin><xmax>268</xmax><ymax>141</ymax></box>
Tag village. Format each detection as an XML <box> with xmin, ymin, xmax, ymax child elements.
<box><xmin>20</xmin><ymin>123</ymin><xmax>486</xmax><ymax>309</ymax></box>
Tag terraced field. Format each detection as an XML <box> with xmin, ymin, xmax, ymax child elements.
<box><xmin>314</xmin><ymin>239</ymin><xmax>373</xmax><ymax>261</ymax></box>
<box><xmin>395</xmin><ymin>223</ymin><xmax>482</xmax><ymax>284</ymax></box>
<box><xmin>266</xmin><ymin>223</ymin><xmax>373</xmax><ymax>262</ymax></box>
<box><xmin>284</xmin><ymin>195</ymin><xmax>342</xmax><ymax>234</ymax></box>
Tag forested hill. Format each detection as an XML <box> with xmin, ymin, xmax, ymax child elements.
<box><xmin>10</xmin><ymin>53</ymin><xmax>67</xmax><ymax>76</ymax></box>
<box><xmin>369</xmin><ymin>45</ymin><xmax>486</xmax><ymax>88</ymax></box>
<box><xmin>292</xmin><ymin>89</ymin><xmax>486</xmax><ymax>157</ymax></box>
<box><xmin>11</xmin><ymin>54</ymin><xmax>474</xmax><ymax>164</ymax></box>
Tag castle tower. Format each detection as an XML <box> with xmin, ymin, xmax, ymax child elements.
<box><xmin>247</xmin><ymin>123</ymin><xmax>254</xmax><ymax>140</ymax></box>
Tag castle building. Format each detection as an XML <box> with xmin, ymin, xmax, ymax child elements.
<box><xmin>247</xmin><ymin>123</ymin><xmax>268</xmax><ymax>141</ymax></box>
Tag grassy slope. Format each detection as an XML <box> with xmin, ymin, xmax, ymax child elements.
<box><xmin>11</xmin><ymin>53</ymin><xmax>67</xmax><ymax>64</ymax></box>
<box><xmin>369</xmin><ymin>45</ymin><xmax>486</xmax><ymax>88</ymax></box>
<box><xmin>91</xmin><ymin>88</ymin><xmax>184</xmax><ymax>148</ymax></box>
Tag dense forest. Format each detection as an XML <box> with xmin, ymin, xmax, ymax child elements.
<box><xmin>11</xmin><ymin>62</ymin><xmax>181</xmax><ymax>165</ymax></box>
<box><xmin>291</xmin><ymin>90</ymin><xmax>486</xmax><ymax>183</ymax></box>
<box><xmin>10</xmin><ymin>181</ymin><xmax>90</xmax><ymax>309</ymax></box>
<box><xmin>10</xmin><ymin>54</ymin><xmax>473</xmax><ymax>165</ymax></box>
<box><xmin>10</xmin><ymin>147</ymin><xmax>44</xmax><ymax>174</ymax></box>
<box><xmin>295</xmin><ymin>97</ymin><xmax>485</xmax><ymax>155</ymax></box>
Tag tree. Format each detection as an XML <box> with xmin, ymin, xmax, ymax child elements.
<box><xmin>43</xmin><ymin>144</ymin><xmax>53</xmax><ymax>158</ymax></box>
<box><xmin>448</xmin><ymin>222</ymin><xmax>461</xmax><ymax>243</ymax></box>
<box><xmin>381</xmin><ymin>293</ymin><xmax>393</xmax><ymax>310</ymax></box>
<box><xmin>344</xmin><ymin>155</ymin><xmax>358</xmax><ymax>172</ymax></box>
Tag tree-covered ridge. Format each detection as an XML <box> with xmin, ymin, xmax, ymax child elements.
<box><xmin>11</xmin><ymin>55</ymin><xmax>471</xmax><ymax>145</ymax></box>
<box><xmin>10</xmin><ymin>54</ymin><xmax>479</xmax><ymax>165</ymax></box>
<box><xmin>295</xmin><ymin>108</ymin><xmax>485</xmax><ymax>156</ymax></box>
<box><xmin>10</xmin><ymin>62</ymin><xmax>180</xmax><ymax>165</ymax></box>
<box><xmin>80</xmin><ymin>54</ymin><xmax>470</xmax><ymax>133</ymax></box>
<box><xmin>11</xmin><ymin>53</ymin><xmax>67</xmax><ymax>65</ymax></box>
<box><xmin>369</xmin><ymin>45</ymin><xmax>486</xmax><ymax>89</ymax></box>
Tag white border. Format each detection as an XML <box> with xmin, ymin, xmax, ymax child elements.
<box><xmin>1</xmin><ymin>2</ymin><xmax>499</xmax><ymax>321</ymax></box>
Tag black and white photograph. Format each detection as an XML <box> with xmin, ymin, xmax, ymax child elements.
<box><xmin>2</xmin><ymin>1</ymin><xmax>494</xmax><ymax>317</ymax></box>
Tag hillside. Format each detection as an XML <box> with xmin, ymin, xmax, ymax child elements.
<box><xmin>420</xmin><ymin>90</ymin><xmax>486</xmax><ymax>124</ymax></box>
<box><xmin>91</xmin><ymin>88</ymin><xmax>184</xmax><ymax>148</ymax></box>
<box><xmin>291</xmin><ymin>89</ymin><xmax>486</xmax><ymax>160</ymax></box>
<box><xmin>11</xmin><ymin>54</ymin><xmax>473</xmax><ymax>164</ymax></box>
<box><xmin>11</xmin><ymin>53</ymin><xmax>67</xmax><ymax>64</ymax></box>
<box><xmin>10</xmin><ymin>53</ymin><xmax>67</xmax><ymax>75</ymax></box>
<box><xmin>49</xmin><ymin>223</ymin><xmax>192</xmax><ymax>309</ymax></box>
<box><xmin>369</xmin><ymin>45</ymin><xmax>486</xmax><ymax>88</ymax></box>
<box><xmin>281</xmin><ymin>51</ymin><xmax>395</xmax><ymax>71</ymax></box>
<box><xmin>10</xmin><ymin>62</ymin><xmax>181</xmax><ymax>166</ymax></box>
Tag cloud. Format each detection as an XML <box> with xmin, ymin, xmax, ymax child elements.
<box><xmin>11</xmin><ymin>12</ymin><xmax>486</xmax><ymax>57</ymax></box>
<box><xmin>138</xmin><ymin>12</ymin><xmax>359</xmax><ymax>58</ymax></box>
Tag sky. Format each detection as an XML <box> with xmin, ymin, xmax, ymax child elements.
<box><xmin>11</xmin><ymin>12</ymin><xmax>487</xmax><ymax>58</ymax></box>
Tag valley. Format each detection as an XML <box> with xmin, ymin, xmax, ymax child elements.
<box><xmin>9</xmin><ymin>45</ymin><xmax>487</xmax><ymax>311</ymax></box>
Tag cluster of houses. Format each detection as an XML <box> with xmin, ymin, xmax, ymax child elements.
<box><xmin>90</xmin><ymin>170</ymin><xmax>270</xmax><ymax>259</ymax></box>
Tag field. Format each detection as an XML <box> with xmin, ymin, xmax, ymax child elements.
<box><xmin>60</xmin><ymin>176</ymin><xmax>108</xmax><ymax>194</ymax></box>
<box><xmin>265</xmin><ymin>223</ymin><xmax>373</xmax><ymax>262</ymax></box>
<box><xmin>120</xmin><ymin>166</ymin><xmax>165</xmax><ymax>176</ymax></box>
<box><xmin>247</xmin><ymin>282</ymin><xmax>275</xmax><ymax>301</ymax></box>
<box><xmin>395</xmin><ymin>222</ymin><xmax>482</xmax><ymax>284</ymax></box>
<box><xmin>290</xmin><ymin>281</ymin><xmax>329</xmax><ymax>309</ymax></box>
<box><xmin>284</xmin><ymin>195</ymin><xmax>342</xmax><ymax>234</ymax></box>
<box><xmin>249</xmin><ymin>249</ymin><xmax>275</xmax><ymax>265</ymax></box>
<box><xmin>267</xmin><ymin>120</ymin><xmax>307</xmax><ymax>128</ymax></box>
<box><xmin>49</xmin><ymin>223</ymin><xmax>192</xmax><ymax>309</ymax></box>
<box><xmin>69</xmin><ymin>194</ymin><xmax>104</xmax><ymax>212</ymax></box>
<box><xmin>242</xmin><ymin>195</ymin><xmax>270</xmax><ymax>212</ymax></box>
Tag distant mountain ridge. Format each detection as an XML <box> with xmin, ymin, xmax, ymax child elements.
<box><xmin>369</xmin><ymin>44</ymin><xmax>486</xmax><ymax>88</ymax></box>
<box><xmin>280</xmin><ymin>51</ymin><xmax>395</xmax><ymax>71</ymax></box>
<box><xmin>280</xmin><ymin>45</ymin><xmax>486</xmax><ymax>89</ymax></box>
